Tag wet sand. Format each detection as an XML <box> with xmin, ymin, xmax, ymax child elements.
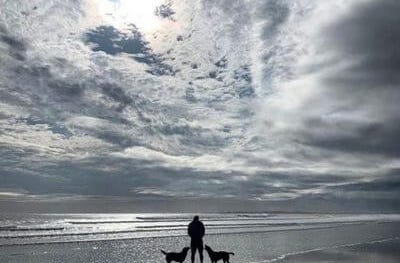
<box><xmin>279</xmin><ymin>237</ymin><xmax>400</xmax><ymax>263</ymax></box>
<box><xmin>1</xmin><ymin>222</ymin><xmax>400</xmax><ymax>263</ymax></box>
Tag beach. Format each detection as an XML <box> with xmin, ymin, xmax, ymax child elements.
<box><xmin>1</xmin><ymin>213</ymin><xmax>400</xmax><ymax>262</ymax></box>
<box><xmin>279</xmin><ymin>237</ymin><xmax>400</xmax><ymax>263</ymax></box>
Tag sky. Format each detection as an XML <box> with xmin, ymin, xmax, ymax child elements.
<box><xmin>0</xmin><ymin>0</ymin><xmax>399</xmax><ymax>213</ymax></box>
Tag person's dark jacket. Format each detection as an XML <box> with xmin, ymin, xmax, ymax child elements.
<box><xmin>188</xmin><ymin>220</ymin><xmax>205</xmax><ymax>240</ymax></box>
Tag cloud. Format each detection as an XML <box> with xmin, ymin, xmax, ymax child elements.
<box><xmin>257</xmin><ymin>0</ymin><xmax>400</xmax><ymax>156</ymax></box>
<box><xmin>323</xmin><ymin>0</ymin><xmax>400</xmax><ymax>88</ymax></box>
<box><xmin>100</xmin><ymin>83</ymin><xmax>133</xmax><ymax>111</ymax></box>
<box><xmin>0</xmin><ymin>0</ymin><xmax>399</xmax><ymax>212</ymax></box>
<box><xmin>0</xmin><ymin>29</ymin><xmax>27</xmax><ymax>61</ymax></box>
<box><xmin>155</xmin><ymin>1</ymin><xmax>175</xmax><ymax>20</ymax></box>
<box><xmin>112</xmin><ymin>146</ymin><xmax>243</xmax><ymax>172</ymax></box>
<box><xmin>286</xmin><ymin>0</ymin><xmax>400</xmax><ymax>158</ymax></box>
<box><xmin>326</xmin><ymin>169</ymin><xmax>400</xmax><ymax>200</ymax></box>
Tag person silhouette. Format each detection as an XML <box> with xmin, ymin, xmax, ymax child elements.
<box><xmin>188</xmin><ymin>215</ymin><xmax>205</xmax><ymax>263</ymax></box>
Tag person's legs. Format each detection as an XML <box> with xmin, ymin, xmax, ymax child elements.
<box><xmin>191</xmin><ymin>241</ymin><xmax>196</xmax><ymax>263</ymax></box>
<box><xmin>198</xmin><ymin>241</ymin><xmax>204</xmax><ymax>263</ymax></box>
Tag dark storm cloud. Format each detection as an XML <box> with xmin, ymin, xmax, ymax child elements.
<box><xmin>0</xmin><ymin>144</ymin><xmax>67</xmax><ymax>194</ymax></box>
<box><xmin>281</xmin><ymin>169</ymin><xmax>400</xmax><ymax>212</ymax></box>
<box><xmin>0</xmin><ymin>30</ymin><xmax>27</xmax><ymax>61</ymax></box>
<box><xmin>1</xmin><ymin>120</ymin><xmax>344</xmax><ymax>200</ymax></box>
<box><xmin>323</xmin><ymin>0</ymin><xmax>400</xmax><ymax>88</ymax></box>
<box><xmin>294</xmin><ymin>0</ymin><xmax>400</xmax><ymax>158</ymax></box>
<box><xmin>301</xmin><ymin>118</ymin><xmax>400</xmax><ymax>157</ymax></box>
<box><xmin>0</xmin><ymin>153</ymin><xmax>327</xmax><ymax>200</ymax></box>
<box><xmin>0</xmin><ymin>151</ymin><xmax>229</xmax><ymax>198</ymax></box>
<box><xmin>0</xmin><ymin>146</ymin><xmax>162</xmax><ymax>196</ymax></box>
<box><xmin>327</xmin><ymin>169</ymin><xmax>400</xmax><ymax>197</ymax></box>
<box><xmin>0</xmin><ymin>170</ymin><xmax>64</xmax><ymax>196</ymax></box>
<box><xmin>84</xmin><ymin>25</ymin><xmax>176</xmax><ymax>76</ymax></box>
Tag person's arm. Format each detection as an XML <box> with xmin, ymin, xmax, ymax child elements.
<box><xmin>188</xmin><ymin>223</ymin><xmax>192</xmax><ymax>237</ymax></box>
<box><xmin>200</xmin><ymin>222</ymin><xmax>205</xmax><ymax>237</ymax></box>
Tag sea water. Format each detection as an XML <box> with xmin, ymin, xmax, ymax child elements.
<box><xmin>1</xmin><ymin>213</ymin><xmax>400</xmax><ymax>262</ymax></box>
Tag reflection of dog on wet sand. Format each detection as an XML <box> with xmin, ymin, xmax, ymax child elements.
<box><xmin>161</xmin><ymin>247</ymin><xmax>190</xmax><ymax>263</ymax></box>
<box><xmin>205</xmin><ymin>245</ymin><xmax>235</xmax><ymax>263</ymax></box>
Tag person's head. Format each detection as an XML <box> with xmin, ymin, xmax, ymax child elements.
<box><xmin>193</xmin><ymin>215</ymin><xmax>199</xmax><ymax>221</ymax></box>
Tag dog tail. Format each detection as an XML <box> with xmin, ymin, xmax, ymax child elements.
<box><xmin>229</xmin><ymin>252</ymin><xmax>235</xmax><ymax>256</ymax></box>
<box><xmin>161</xmin><ymin>250</ymin><xmax>167</xmax><ymax>255</ymax></box>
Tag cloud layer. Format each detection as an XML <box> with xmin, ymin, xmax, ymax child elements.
<box><xmin>0</xmin><ymin>0</ymin><xmax>399</xmax><ymax>211</ymax></box>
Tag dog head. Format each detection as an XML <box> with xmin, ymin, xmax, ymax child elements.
<box><xmin>182</xmin><ymin>247</ymin><xmax>190</xmax><ymax>253</ymax></box>
<box><xmin>204</xmin><ymin>245</ymin><xmax>212</xmax><ymax>252</ymax></box>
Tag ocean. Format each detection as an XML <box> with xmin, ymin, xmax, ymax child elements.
<box><xmin>1</xmin><ymin>213</ymin><xmax>400</xmax><ymax>262</ymax></box>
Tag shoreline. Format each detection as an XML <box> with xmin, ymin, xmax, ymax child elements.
<box><xmin>2</xmin><ymin>222</ymin><xmax>400</xmax><ymax>263</ymax></box>
<box><xmin>0</xmin><ymin>221</ymin><xmax>371</xmax><ymax>247</ymax></box>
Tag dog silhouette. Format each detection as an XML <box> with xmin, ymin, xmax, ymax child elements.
<box><xmin>205</xmin><ymin>245</ymin><xmax>234</xmax><ymax>263</ymax></box>
<box><xmin>161</xmin><ymin>247</ymin><xmax>190</xmax><ymax>263</ymax></box>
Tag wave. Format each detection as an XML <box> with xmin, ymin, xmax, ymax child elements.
<box><xmin>1</xmin><ymin>213</ymin><xmax>399</xmax><ymax>247</ymax></box>
<box><xmin>0</xmin><ymin>226</ymin><xmax>64</xmax><ymax>232</ymax></box>
<box><xmin>67</xmin><ymin>220</ymin><xmax>142</xmax><ymax>224</ymax></box>
<box><xmin>66</xmin><ymin>215</ymin><xmax>275</xmax><ymax>224</ymax></box>
<box><xmin>66</xmin><ymin>216</ymin><xmax>379</xmax><ymax>226</ymax></box>
<box><xmin>0</xmin><ymin>222</ymin><xmax>364</xmax><ymax>246</ymax></box>
<box><xmin>0</xmin><ymin>226</ymin><xmax>17</xmax><ymax>231</ymax></box>
<box><xmin>136</xmin><ymin>222</ymin><xmax>302</xmax><ymax>229</ymax></box>
<box><xmin>0</xmin><ymin>224</ymin><xmax>302</xmax><ymax>239</ymax></box>
<box><xmin>0</xmin><ymin>221</ymin><xmax>364</xmax><ymax>238</ymax></box>
<box><xmin>0</xmin><ymin>229</ymin><xmax>140</xmax><ymax>239</ymax></box>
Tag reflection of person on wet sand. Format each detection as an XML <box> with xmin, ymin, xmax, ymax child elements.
<box><xmin>188</xmin><ymin>216</ymin><xmax>205</xmax><ymax>263</ymax></box>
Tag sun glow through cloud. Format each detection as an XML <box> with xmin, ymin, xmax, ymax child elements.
<box><xmin>1</xmin><ymin>0</ymin><xmax>400</xmax><ymax>213</ymax></box>
<box><xmin>98</xmin><ymin>0</ymin><xmax>165</xmax><ymax>33</ymax></box>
